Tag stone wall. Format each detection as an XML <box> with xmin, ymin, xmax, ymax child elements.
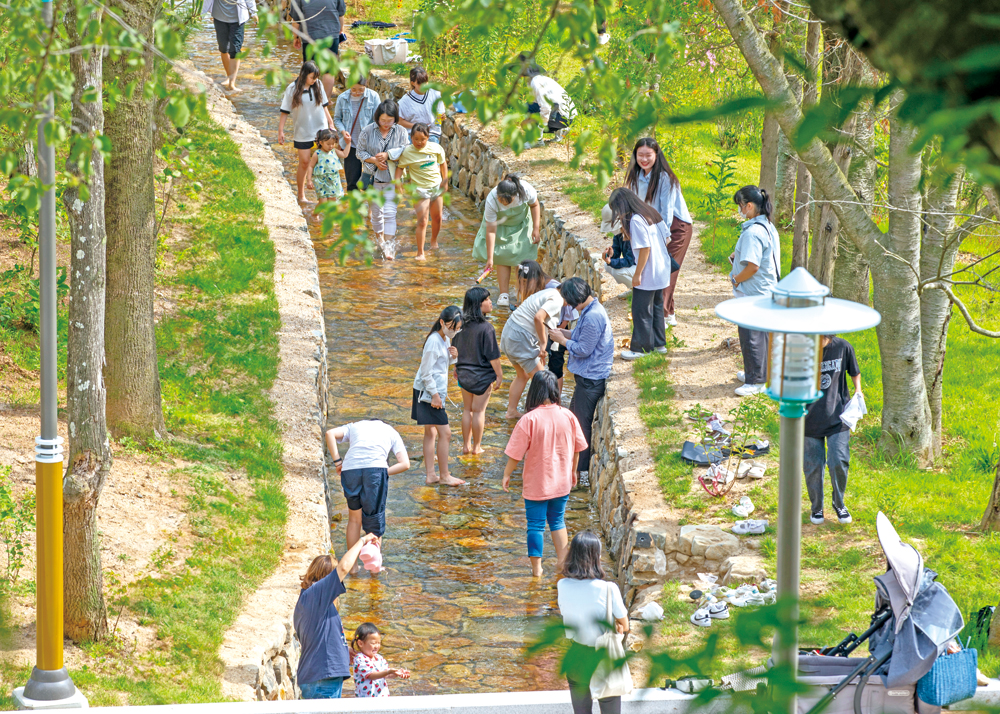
<box><xmin>255</xmin><ymin>620</ymin><xmax>301</xmax><ymax>701</ymax></box>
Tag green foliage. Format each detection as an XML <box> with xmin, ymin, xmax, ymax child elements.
<box><xmin>0</xmin><ymin>466</ymin><xmax>35</xmax><ymax>591</ymax></box>
<box><xmin>697</xmin><ymin>149</ymin><xmax>739</xmax><ymax>253</ymax></box>
<box><xmin>0</xmin><ymin>264</ymin><xmax>68</xmax><ymax>334</ymax></box>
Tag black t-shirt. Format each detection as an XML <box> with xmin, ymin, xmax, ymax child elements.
<box><xmin>452</xmin><ymin>319</ymin><xmax>500</xmax><ymax>382</ymax></box>
<box><xmin>804</xmin><ymin>337</ymin><xmax>861</xmax><ymax>438</ymax></box>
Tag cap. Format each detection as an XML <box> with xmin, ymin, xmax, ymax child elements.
<box><xmin>600</xmin><ymin>204</ymin><xmax>621</xmax><ymax>233</ymax></box>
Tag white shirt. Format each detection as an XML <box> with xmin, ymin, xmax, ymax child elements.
<box><xmin>557</xmin><ymin>578</ymin><xmax>628</xmax><ymax>647</ymax></box>
<box><xmin>482</xmin><ymin>182</ymin><xmax>539</xmax><ymax>224</ymax></box>
<box><xmin>630</xmin><ymin>215</ymin><xmax>671</xmax><ymax>291</ymax></box>
<box><xmin>398</xmin><ymin>89</ymin><xmax>446</xmax><ymax>137</ymax></box>
<box><xmin>279</xmin><ymin>82</ymin><xmax>330</xmax><ymax>144</ymax></box>
<box><xmin>530</xmin><ymin>75</ymin><xmax>577</xmax><ymax>124</ymax></box>
<box><xmin>413</xmin><ymin>332</ymin><xmax>455</xmax><ymax>402</ymax></box>
<box><xmin>337</xmin><ymin>420</ymin><xmax>406</xmax><ymax>470</ymax></box>
<box><xmin>507</xmin><ymin>288</ymin><xmax>565</xmax><ymax>332</ymax></box>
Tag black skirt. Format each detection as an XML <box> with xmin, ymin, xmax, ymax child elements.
<box><xmin>411</xmin><ymin>388</ymin><xmax>449</xmax><ymax>426</ymax></box>
<box><xmin>457</xmin><ymin>367</ymin><xmax>495</xmax><ymax>397</ymax></box>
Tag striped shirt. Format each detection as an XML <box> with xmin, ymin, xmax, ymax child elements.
<box><xmin>354</xmin><ymin>123</ymin><xmax>409</xmax><ymax>183</ymax></box>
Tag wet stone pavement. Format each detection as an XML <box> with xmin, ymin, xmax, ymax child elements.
<box><xmin>189</xmin><ymin>22</ymin><xmax>611</xmax><ymax>695</ymax></box>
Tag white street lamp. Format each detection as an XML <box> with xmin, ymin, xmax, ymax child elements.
<box><xmin>715</xmin><ymin>267</ymin><xmax>880</xmax><ymax>710</ymax></box>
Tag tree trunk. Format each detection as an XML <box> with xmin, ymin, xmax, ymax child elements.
<box><xmin>983</xmin><ymin>459</ymin><xmax>1000</xmax><ymax>532</ymax></box>
<box><xmin>63</xmin><ymin>11</ymin><xmax>111</xmax><ymax>642</ymax></box>
<box><xmin>775</xmin><ymin>120</ymin><xmax>797</xmax><ymax>226</ymax></box>
<box><xmin>18</xmin><ymin>142</ymin><xmax>37</xmax><ymax>178</ymax></box>
<box><xmin>792</xmin><ymin>18</ymin><xmax>820</xmax><ymax>270</ymax></box>
<box><xmin>832</xmin><ymin>95</ymin><xmax>875</xmax><ymax>304</ymax></box>
<box><xmin>759</xmin><ymin>21</ymin><xmax>784</xmax><ymax>213</ymax></box>
<box><xmin>103</xmin><ymin>0</ymin><xmax>165</xmax><ymax>440</ymax></box>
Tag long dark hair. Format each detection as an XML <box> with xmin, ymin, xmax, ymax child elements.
<box><xmin>373</xmin><ymin>99</ymin><xmax>400</xmax><ymax>127</ymax></box>
<box><xmin>525</xmin><ymin>370</ymin><xmax>560</xmax><ymax>411</ymax></box>
<box><xmin>350</xmin><ymin>622</ymin><xmax>381</xmax><ymax>651</ymax></box>
<box><xmin>564</xmin><ymin>531</ymin><xmax>606</xmax><ymax>580</ymax></box>
<box><xmin>424</xmin><ymin>305</ymin><xmax>462</xmax><ymax>345</ymax></box>
<box><xmin>496</xmin><ymin>173</ymin><xmax>528</xmax><ymax>203</ymax></box>
<box><xmin>608</xmin><ymin>187</ymin><xmax>663</xmax><ymax>240</ymax></box>
<box><xmin>462</xmin><ymin>286</ymin><xmax>491</xmax><ymax>324</ymax></box>
<box><xmin>515</xmin><ymin>260</ymin><xmax>553</xmax><ymax>304</ymax></box>
<box><xmin>624</xmin><ymin>138</ymin><xmax>679</xmax><ymax>205</ymax></box>
<box><xmin>292</xmin><ymin>62</ymin><xmax>322</xmax><ymax>109</ymax></box>
<box><xmin>733</xmin><ymin>185</ymin><xmax>773</xmax><ymax>222</ymax></box>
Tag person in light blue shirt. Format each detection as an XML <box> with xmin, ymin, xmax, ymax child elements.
<box><xmin>730</xmin><ymin>185</ymin><xmax>781</xmax><ymax>397</ymax></box>
<box><xmin>332</xmin><ymin>75</ymin><xmax>381</xmax><ymax>191</ymax></box>
<box><xmin>549</xmin><ymin>278</ymin><xmax>613</xmax><ymax>476</ymax></box>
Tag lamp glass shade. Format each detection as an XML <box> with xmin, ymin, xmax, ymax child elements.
<box><xmin>767</xmin><ymin>332</ymin><xmax>821</xmax><ymax>403</ymax></box>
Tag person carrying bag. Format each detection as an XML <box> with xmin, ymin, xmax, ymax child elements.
<box><xmin>590</xmin><ymin>581</ymin><xmax>633</xmax><ymax>700</ymax></box>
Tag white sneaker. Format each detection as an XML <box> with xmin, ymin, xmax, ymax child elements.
<box><xmin>496</xmin><ymin>292</ymin><xmax>510</xmax><ymax>307</ymax></box>
<box><xmin>597</xmin><ymin>32</ymin><xmax>610</xmax><ymax>45</ymax></box>
<box><xmin>737</xmin><ymin>370</ymin><xmax>746</xmax><ymax>383</ymax></box>
<box><xmin>620</xmin><ymin>349</ymin><xmax>649</xmax><ymax>361</ymax></box>
<box><xmin>552</xmin><ymin>128</ymin><xmax>569</xmax><ymax>142</ymax></box>
<box><xmin>735</xmin><ymin>383</ymin><xmax>767</xmax><ymax>397</ymax></box>
<box><xmin>655</xmin><ymin>346</ymin><xmax>668</xmax><ymax>354</ymax></box>
<box><xmin>666</xmin><ymin>313</ymin><xmax>677</xmax><ymax>327</ymax></box>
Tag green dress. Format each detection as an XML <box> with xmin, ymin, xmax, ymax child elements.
<box><xmin>472</xmin><ymin>197</ymin><xmax>537</xmax><ymax>266</ymax></box>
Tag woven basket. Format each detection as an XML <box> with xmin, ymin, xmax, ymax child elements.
<box><xmin>916</xmin><ymin>648</ymin><xmax>978</xmax><ymax>706</ymax></box>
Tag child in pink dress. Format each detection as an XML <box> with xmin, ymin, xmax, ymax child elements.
<box><xmin>350</xmin><ymin>623</ymin><xmax>410</xmax><ymax>697</ymax></box>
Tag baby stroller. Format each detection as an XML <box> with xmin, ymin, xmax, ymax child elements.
<box><xmin>794</xmin><ymin>512</ymin><xmax>966</xmax><ymax>714</ymax></box>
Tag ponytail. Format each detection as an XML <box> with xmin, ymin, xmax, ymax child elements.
<box><xmin>424</xmin><ymin>305</ymin><xmax>462</xmax><ymax>346</ymax></box>
<box><xmin>496</xmin><ymin>173</ymin><xmax>528</xmax><ymax>203</ymax></box>
<box><xmin>733</xmin><ymin>185</ymin><xmax>773</xmax><ymax>222</ymax></box>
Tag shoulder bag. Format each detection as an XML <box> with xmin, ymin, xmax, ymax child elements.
<box><xmin>590</xmin><ymin>581</ymin><xmax>633</xmax><ymax>699</ymax></box>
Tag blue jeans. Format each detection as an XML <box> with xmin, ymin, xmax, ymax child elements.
<box><xmin>524</xmin><ymin>495</ymin><xmax>569</xmax><ymax>557</ymax></box>
<box><xmin>300</xmin><ymin>677</ymin><xmax>345</xmax><ymax>699</ymax></box>
<box><xmin>804</xmin><ymin>430</ymin><xmax>851</xmax><ymax>514</ymax></box>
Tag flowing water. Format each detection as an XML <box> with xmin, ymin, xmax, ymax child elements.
<box><xmin>189</xmin><ymin>23</ymin><xmax>610</xmax><ymax>695</ymax></box>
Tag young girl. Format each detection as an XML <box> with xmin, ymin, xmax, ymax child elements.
<box><xmin>397</xmin><ymin>66</ymin><xmax>446</xmax><ymax>143</ymax></box>
<box><xmin>350</xmin><ymin>623</ymin><xmax>410</xmax><ymax>697</ymax></box>
<box><xmin>392</xmin><ymin>123</ymin><xmax>448</xmax><ymax>260</ymax></box>
<box><xmin>278</xmin><ymin>61</ymin><xmax>334</xmax><ymax>204</ymax></box>
<box><xmin>452</xmin><ymin>286</ymin><xmax>503</xmax><ymax>455</ymax></box>
<box><xmin>498</xmin><ymin>261</ymin><xmax>566</xmax><ymax>419</ymax></box>
<box><xmin>306</xmin><ymin>128</ymin><xmax>351</xmax><ymax>208</ymax></box>
<box><xmin>412</xmin><ymin>305</ymin><xmax>466</xmax><ymax>486</ymax></box>
<box><xmin>599</xmin><ymin>203</ymin><xmax>636</xmax><ymax>289</ymax></box>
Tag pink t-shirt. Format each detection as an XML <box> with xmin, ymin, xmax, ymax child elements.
<box><xmin>504</xmin><ymin>404</ymin><xmax>587</xmax><ymax>501</ymax></box>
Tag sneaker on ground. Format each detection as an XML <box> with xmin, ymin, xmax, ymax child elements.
<box><xmin>553</xmin><ymin>128</ymin><xmax>569</xmax><ymax>142</ymax></box>
<box><xmin>598</xmin><ymin>32</ymin><xmax>610</xmax><ymax>45</ymax></box>
<box><xmin>810</xmin><ymin>511</ymin><xmax>824</xmax><ymax>525</ymax></box>
<box><xmin>620</xmin><ymin>349</ymin><xmax>649</xmax><ymax>361</ymax></box>
<box><xmin>666</xmin><ymin>313</ymin><xmax>677</xmax><ymax>327</ymax></box>
<box><xmin>737</xmin><ymin>370</ymin><xmax>745</xmax><ymax>383</ymax></box>
<box><xmin>496</xmin><ymin>292</ymin><xmax>510</xmax><ymax>307</ymax></box>
<box><xmin>735</xmin><ymin>383</ymin><xmax>767</xmax><ymax>397</ymax></box>
<box><xmin>655</xmin><ymin>346</ymin><xmax>668</xmax><ymax>354</ymax></box>
<box><xmin>835</xmin><ymin>506</ymin><xmax>853</xmax><ymax>524</ymax></box>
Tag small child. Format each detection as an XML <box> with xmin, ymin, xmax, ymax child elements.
<box><xmin>307</xmin><ymin>128</ymin><xmax>350</xmax><ymax>208</ymax></box>
<box><xmin>351</xmin><ymin>623</ymin><xmax>410</xmax><ymax>697</ymax></box>
<box><xmin>599</xmin><ymin>203</ymin><xmax>636</xmax><ymax>288</ymax></box>
<box><xmin>392</xmin><ymin>123</ymin><xmax>448</xmax><ymax>260</ymax></box>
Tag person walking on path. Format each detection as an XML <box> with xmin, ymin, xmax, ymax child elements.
<box><xmin>557</xmin><ymin>531</ymin><xmax>629</xmax><ymax>714</ymax></box>
<box><xmin>598</xmin><ymin>204</ymin><xmax>635</xmax><ymax>289</ymax></box>
<box><xmin>804</xmin><ymin>335</ymin><xmax>862</xmax><ymax>526</ymax></box>
<box><xmin>499</xmin><ymin>261</ymin><xmax>565</xmax><ymax>418</ymax></box>
<box><xmin>609</xmin><ymin>188</ymin><xmax>671</xmax><ymax>361</ymax></box>
<box><xmin>413</xmin><ymin>306</ymin><xmax>466</xmax><ymax>486</ymax></box>
<box><xmin>730</xmin><ymin>185</ymin><xmax>781</xmax><ymax>397</ymax></box>
<box><xmin>472</xmin><ymin>174</ymin><xmax>541</xmax><ymax>308</ymax></box>
<box><xmin>333</xmin><ymin>75</ymin><xmax>380</xmax><ymax>191</ymax></box>
<box><xmin>548</xmin><ymin>278</ymin><xmax>613</xmax><ymax>478</ymax></box>
<box><xmin>278</xmin><ymin>62</ymin><xmax>334</xmax><ymax>204</ymax></box>
<box><xmin>452</xmin><ymin>286</ymin><xmax>503</xmax><ymax>455</ymax></box>
<box><xmin>203</xmin><ymin>0</ymin><xmax>257</xmax><ymax>92</ymax></box>
<box><xmin>355</xmin><ymin>101</ymin><xmax>409</xmax><ymax>254</ymax></box>
<box><xmin>397</xmin><ymin>66</ymin><xmax>446</xmax><ymax>143</ymax></box>
<box><xmin>325</xmin><ymin>420</ymin><xmax>410</xmax><ymax>550</ymax></box>
<box><xmin>392</xmin><ymin>123</ymin><xmax>448</xmax><ymax>259</ymax></box>
<box><xmin>502</xmin><ymin>371</ymin><xmax>587</xmax><ymax>577</ymax></box>
<box><xmin>288</xmin><ymin>0</ymin><xmax>347</xmax><ymax>98</ymax></box>
<box><xmin>294</xmin><ymin>535</ymin><xmax>379</xmax><ymax>700</ymax></box>
<box><xmin>624</xmin><ymin>138</ymin><xmax>692</xmax><ymax>326</ymax></box>
<box><xmin>307</xmin><ymin>128</ymin><xmax>351</xmax><ymax>207</ymax></box>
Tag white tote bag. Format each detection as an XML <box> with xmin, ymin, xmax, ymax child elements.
<box><xmin>363</xmin><ymin>38</ymin><xmax>409</xmax><ymax>65</ymax></box>
<box><xmin>590</xmin><ymin>582</ymin><xmax>633</xmax><ymax>699</ymax></box>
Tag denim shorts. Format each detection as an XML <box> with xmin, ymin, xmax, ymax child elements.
<box><xmin>299</xmin><ymin>676</ymin><xmax>345</xmax><ymax>699</ymax></box>
<box><xmin>341</xmin><ymin>467</ymin><xmax>389</xmax><ymax>536</ymax></box>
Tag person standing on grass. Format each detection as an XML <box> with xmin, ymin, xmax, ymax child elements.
<box><xmin>502</xmin><ymin>371</ymin><xmax>587</xmax><ymax>578</ymax></box>
<box><xmin>624</xmin><ymin>138</ymin><xmax>693</xmax><ymax>327</ymax></box>
<box><xmin>397</xmin><ymin>66</ymin><xmax>447</xmax><ymax>143</ymax></box>
<box><xmin>413</xmin><ymin>306</ymin><xmax>466</xmax><ymax>486</ymax></box>
<box><xmin>730</xmin><ymin>185</ymin><xmax>781</xmax><ymax>397</ymax></box>
<box><xmin>278</xmin><ymin>62</ymin><xmax>335</xmax><ymax>205</ymax></box>
<box><xmin>548</xmin><ymin>277</ymin><xmax>613</xmax><ymax>479</ymax></box>
<box><xmin>333</xmin><ymin>75</ymin><xmax>380</xmax><ymax>191</ymax></box>
<box><xmin>804</xmin><ymin>335</ymin><xmax>862</xmax><ymax>527</ymax></box>
<box><xmin>452</xmin><ymin>286</ymin><xmax>503</xmax><ymax>455</ymax></box>
<box><xmin>288</xmin><ymin>0</ymin><xmax>347</xmax><ymax>99</ymax></box>
<box><xmin>325</xmin><ymin>420</ymin><xmax>410</xmax><ymax>551</ymax></box>
<box><xmin>355</xmin><ymin>101</ymin><xmax>409</xmax><ymax>254</ymax></box>
<box><xmin>472</xmin><ymin>174</ymin><xmax>541</xmax><ymax>308</ymax></box>
<box><xmin>608</xmin><ymin>188</ymin><xmax>671</xmax><ymax>361</ymax></box>
<box><xmin>203</xmin><ymin>0</ymin><xmax>256</xmax><ymax>92</ymax></box>
<box><xmin>294</xmin><ymin>535</ymin><xmax>379</xmax><ymax>700</ymax></box>
<box><xmin>392</xmin><ymin>123</ymin><xmax>448</xmax><ymax>260</ymax></box>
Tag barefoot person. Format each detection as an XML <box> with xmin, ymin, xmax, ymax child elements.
<box><xmin>203</xmin><ymin>0</ymin><xmax>257</xmax><ymax>92</ymax></box>
<box><xmin>392</xmin><ymin>123</ymin><xmax>448</xmax><ymax>259</ymax></box>
<box><xmin>502</xmin><ymin>371</ymin><xmax>587</xmax><ymax>577</ymax></box>
<box><xmin>278</xmin><ymin>62</ymin><xmax>334</xmax><ymax>204</ymax></box>
<box><xmin>413</xmin><ymin>306</ymin><xmax>466</xmax><ymax>486</ymax></box>
<box><xmin>355</xmin><ymin>100</ymin><xmax>409</xmax><ymax>254</ymax></box>
<box><xmin>452</xmin><ymin>286</ymin><xmax>503</xmax><ymax>455</ymax></box>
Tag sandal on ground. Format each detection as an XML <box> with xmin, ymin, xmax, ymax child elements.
<box><xmin>737</xmin><ymin>460</ymin><xmax>766</xmax><ymax>479</ymax></box>
<box><xmin>690</xmin><ymin>608</ymin><xmax>712</xmax><ymax>627</ymax></box>
<box><xmin>732</xmin><ymin>519</ymin><xmax>768</xmax><ymax>535</ymax></box>
<box><xmin>707</xmin><ymin>601</ymin><xmax>730</xmax><ymax>620</ymax></box>
<box><xmin>732</xmin><ymin>495</ymin><xmax>755</xmax><ymax>519</ymax></box>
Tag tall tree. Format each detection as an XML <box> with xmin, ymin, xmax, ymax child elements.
<box><xmin>791</xmin><ymin>17</ymin><xmax>820</xmax><ymax>270</ymax></box>
<box><xmin>757</xmin><ymin>3</ymin><xmax>787</xmax><ymax>214</ymax></box>
<box><xmin>63</xmin><ymin>5</ymin><xmax>111</xmax><ymax>642</ymax></box>
<box><xmin>103</xmin><ymin>0</ymin><xmax>166</xmax><ymax>439</ymax></box>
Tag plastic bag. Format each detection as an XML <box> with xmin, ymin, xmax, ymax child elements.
<box><xmin>637</xmin><ymin>601</ymin><xmax>664</xmax><ymax>621</ymax></box>
<box><xmin>840</xmin><ymin>392</ymin><xmax>868</xmax><ymax>432</ymax></box>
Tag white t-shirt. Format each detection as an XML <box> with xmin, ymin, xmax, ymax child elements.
<box><xmin>630</xmin><ymin>215</ymin><xmax>671</xmax><ymax>291</ymax></box>
<box><xmin>482</xmin><ymin>182</ymin><xmax>539</xmax><ymax>224</ymax></box>
<box><xmin>398</xmin><ymin>88</ymin><xmax>446</xmax><ymax>137</ymax></box>
<box><xmin>557</xmin><ymin>578</ymin><xmax>628</xmax><ymax>647</ymax></box>
<box><xmin>280</xmin><ymin>82</ymin><xmax>330</xmax><ymax>144</ymax></box>
<box><xmin>337</xmin><ymin>420</ymin><xmax>406</xmax><ymax>470</ymax></box>
<box><xmin>530</xmin><ymin>75</ymin><xmax>577</xmax><ymax>124</ymax></box>
<box><xmin>507</xmin><ymin>288</ymin><xmax>564</xmax><ymax>332</ymax></box>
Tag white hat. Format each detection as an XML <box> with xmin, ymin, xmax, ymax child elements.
<box><xmin>600</xmin><ymin>204</ymin><xmax>621</xmax><ymax>234</ymax></box>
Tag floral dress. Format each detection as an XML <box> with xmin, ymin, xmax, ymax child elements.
<box><xmin>353</xmin><ymin>652</ymin><xmax>390</xmax><ymax>697</ymax></box>
<box><xmin>313</xmin><ymin>149</ymin><xmax>345</xmax><ymax>199</ymax></box>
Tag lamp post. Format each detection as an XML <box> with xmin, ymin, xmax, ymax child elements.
<box><xmin>715</xmin><ymin>267</ymin><xmax>880</xmax><ymax>712</ymax></box>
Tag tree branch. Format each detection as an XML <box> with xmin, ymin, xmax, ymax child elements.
<box><xmin>922</xmin><ymin>282</ymin><xmax>1000</xmax><ymax>338</ymax></box>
